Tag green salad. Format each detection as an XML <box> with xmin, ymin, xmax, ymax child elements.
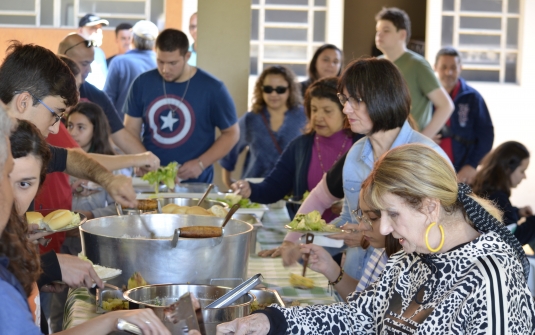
<box><xmin>287</xmin><ymin>211</ymin><xmax>340</xmax><ymax>232</ymax></box>
<box><xmin>141</xmin><ymin>162</ymin><xmax>178</xmax><ymax>193</ymax></box>
<box><xmin>217</xmin><ymin>193</ymin><xmax>262</xmax><ymax>208</ymax></box>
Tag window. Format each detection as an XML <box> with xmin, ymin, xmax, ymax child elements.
<box><xmin>250</xmin><ymin>0</ymin><xmax>329</xmax><ymax>77</ymax></box>
<box><xmin>0</xmin><ymin>0</ymin><xmax>163</xmax><ymax>28</ymax></box>
<box><xmin>441</xmin><ymin>0</ymin><xmax>521</xmax><ymax>83</ymax></box>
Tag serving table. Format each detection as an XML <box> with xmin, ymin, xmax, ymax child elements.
<box><xmin>63</xmin><ymin>207</ymin><xmax>341</xmax><ymax>330</ymax></box>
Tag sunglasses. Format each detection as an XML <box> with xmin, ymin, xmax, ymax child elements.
<box><xmin>262</xmin><ymin>85</ymin><xmax>289</xmax><ymax>94</ymax></box>
<box><xmin>64</xmin><ymin>39</ymin><xmax>96</xmax><ymax>55</ymax></box>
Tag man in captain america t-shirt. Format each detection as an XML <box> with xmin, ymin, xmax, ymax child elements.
<box><xmin>124</xmin><ymin>29</ymin><xmax>239</xmax><ymax>183</ymax></box>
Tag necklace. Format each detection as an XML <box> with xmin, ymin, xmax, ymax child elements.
<box><xmin>364</xmin><ymin>249</ymin><xmax>386</xmax><ymax>288</ymax></box>
<box><xmin>162</xmin><ymin>66</ymin><xmax>191</xmax><ymax>114</ymax></box>
<box><xmin>315</xmin><ymin>133</ymin><xmax>350</xmax><ymax>173</ymax></box>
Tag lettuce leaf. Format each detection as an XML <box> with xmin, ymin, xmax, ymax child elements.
<box><xmin>141</xmin><ymin>162</ymin><xmax>179</xmax><ymax>193</ymax></box>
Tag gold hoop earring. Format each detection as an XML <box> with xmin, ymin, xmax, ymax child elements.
<box><xmin>425</xmin><ymin>222</ymin><xmax>444</xmax><ymax>253</ymax></box>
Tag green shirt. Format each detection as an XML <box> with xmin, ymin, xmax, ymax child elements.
<box><xmin>392</xmin><ymin>50</ymin><xmax>441</xmax><ymax>131</ymax></box>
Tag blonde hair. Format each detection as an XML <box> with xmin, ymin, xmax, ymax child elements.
<box><xmin>361</xmin><ymin>143</ymin><xmax>502</xmax><ymax>222</ymax></box>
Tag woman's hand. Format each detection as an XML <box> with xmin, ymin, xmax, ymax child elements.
<box><xmin>519</xmin><ymin>206</ymin><xmax>533</xmax><ymax>218</ymax></box>
<box><xmin>300</xmin><ymin>244</ymin><xmax>340</xmax><ymax>281</ymax></box>
<box><xmin>27</xmin><ymin>223</ymin><xmax>53</xmax><ymax>244</ymax></box>
<box><xmin>230</xmin><ymin>180</ymin><xmax>251</xmax><ymax>198</ymax></box>
<box><xmin>216</xmin><ymin>314</ymin><xmax>270</xmax><ymax>335</ymax></box>
<box><xmin>111</xmin><ymin>309</ymin><xmax>171</xmax><ymax>335</ymax></box>
<box><xmin>327</xmin><ymin>223</ymin><xmax>363</xmax><ymax>248</ymax></box>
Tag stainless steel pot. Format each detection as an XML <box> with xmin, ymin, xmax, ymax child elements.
<box><xmin>80</xmin><ymin>214</ymin><xmax>252</xmax><ymax>287</ymax></box>
<box><xmin>159</xmin><ymin>198</ymin><xmax>228</xmax><ymax>209</ymax></box>
<box><xmin>232</xmin><ymin>214</ymin><xmax>260</xmax><ymax>255</ymax></box>
<box><xmin>138</xmin><ymin>183</ymin><xmax>219</xmax><ymax>194</ymax></box>
<box><xmin>123</xmin><ymin>284</ymin><xmax>254</xmax><ymax>335</ymax></box>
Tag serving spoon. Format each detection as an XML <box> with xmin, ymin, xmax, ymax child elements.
<box><xmin>196</xmin><ymin>183</ymin><xmax>214</xmax><ymax>206</ymax></box>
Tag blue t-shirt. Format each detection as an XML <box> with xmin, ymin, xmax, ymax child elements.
<box><xmin>219</xmin><ymin>106</ymin><xmax>306</xmax><ymax>178</ymax></box>
<box><xmin>0</xmin><ymin>257</ymin><xmax>42</xmax><ymax>335</ymax></box>
<box><xmin>104</xmin><ymin>49</ymin><xmax>157</xmax><ymax>117</ymax></box>
<box><xmin>124</xmin><ymin>68</ymin><xmax>238</xmax><ymax>182</ymax></box>
<box><xmin>79</xmin><ymin>82</ymin><xmax>124</xmax><ymax>133</ymax></box>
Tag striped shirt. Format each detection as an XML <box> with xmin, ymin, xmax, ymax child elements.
<box><xmin>354</xmin><ymin>248</ymin><xmax>387</xmax><ymax>293</ymax></box>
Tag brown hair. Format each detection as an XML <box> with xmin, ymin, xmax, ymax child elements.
<box><xmin>0</xmin><ymin>205</ymin><xmax>41</xmax><ymax>296</ymax></box>
<box><xmin>307</xmin><ymin>44</ymin><xmax>343</xmax><ymax>82</ymax></box>
<box><xmin>251</xmin><ymin>65</ymin><xmax>302</xmax><ymax>114</ymax></box>
<box><xmin>375</xmin><ymin>7</ymin><xmax>411</xmax><ymax>43</ymax></box>
<box><xmin>303</xmin><ymin>77</ymin><xmax>349</xmax><ymax>135</ymax></box>
<box><xmin>473</xmin><ymin>141</ymin><xmax>530</xmax><ymax>197</ymax></box>
<box><xmin>338</xmin><ymin>58</ymin><xmax>410</xmax><ymax>134</ymax></box>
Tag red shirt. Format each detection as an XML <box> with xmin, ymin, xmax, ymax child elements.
<box><xmin>439</xmin><ymin>80</ymin><xmax>461</xmax><ymax>163</ymax></box>
<box><xmin>34</xmin><ymin>123</ymin><xmax>80</xmax><ymax>254</ymax></box>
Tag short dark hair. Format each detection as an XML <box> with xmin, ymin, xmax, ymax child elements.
<box><xmin>338</xmin><ymin>58</ymin><xmax>410</xmax><ymax>134</ymax></box>
<box><xmin>58</xmin><ymin>55</ymin><xmax>81</xmax><ymax>77</ymax></box>
<box><xmin>303</xmin><ymin>77</ymin><xmax>348</xmax><ymax>135</ymax></box>
<box><xmin>0</xmin><ymin>41</ymin><xmax>78</xmax><ymax>108</ymax></box>
<box><xmin>155</xmin><ymin>29</ymin><xmax>189</xmax><ymax>56</ymax></box>
<box><xmin>375</xmin><ymin>7</ymin><xmax>411</xmax><ymax>43</ymax></box>
<box><xmin>308</xmin><ymin>44</ymin><xmax>343</xmax><ymax>82</ymax></box>
<box><xmin>10</xmin><ymin>119</ymin><xmax>51</xmax><ymax>188</ymax></box>
<box><xmin>435</xmin><ymin>46</ymin><xmax>461</xmax><ymax>65</ymax></box>
<box><xmin>68</xmin><ymin>102</ymin><xmax>115</xmax><ymax>155</ymax></box>
<box><xmin>115</xmin><ymin>23</ymin><xmax>133</xmax><ymax>36</ymax></box>
<box><xmin>473</xmin><ymin>141</ymin><xmax>530</xmax><ymax>197</ymax></box>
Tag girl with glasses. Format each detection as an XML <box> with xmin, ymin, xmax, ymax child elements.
<box><xmin>220</xmin><ymin>66</ymin><xmax>306</xmax><ymax>189</ymax></box>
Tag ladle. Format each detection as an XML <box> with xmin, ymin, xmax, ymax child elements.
<box><xmin>196</xmin><ymin>183</ymin><xmax>214</xmax><ymax>206</ymax></box>
<box><xmin>222</xmin><ymin>203</ymin><xmax>241</xmax><ymax>229</ymax></box>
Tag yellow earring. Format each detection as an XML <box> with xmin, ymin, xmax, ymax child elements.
<box><xmin>425</xmin><ymin>222</ymin><xmax>445</xmax><ymax>253</ymax></box>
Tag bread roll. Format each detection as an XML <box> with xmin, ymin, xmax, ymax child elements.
<box><xmin>209</xmin><ymin>205</ymin><xmax>228</xmax><ymax>218</ymax></box>
<box><xmin>44</xmin><ymin>210</ymin><xmax>73</xmax><ymax>230</ymax></box>
<box><xmin>172</xmin><ymin>207</ymin><xmax>188</xmax><ymax>214</ymax></box>
<box><xmin>26</xmin><ymin>211</ymin><xmax>43</xmax><ymax>224</ymax></box>
<box><xmin>162</xmin><ymin>203</ymin><xmax>180</xmax><ymax>214</ymax></box>
<box><xmin>185</xmin><ymin>206</ymin><xmax>214</xmax><ymax>216</ymax></box>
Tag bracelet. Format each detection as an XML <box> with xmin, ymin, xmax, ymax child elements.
<box><xmin>328</xmin><ymin>267</ymin><xmax>344</xmax><ymax>286</ymax></box>
<box><xmin>198</xmin><ymin>159</ymin><xmax>205</xmax><ymax>171</ymax></box>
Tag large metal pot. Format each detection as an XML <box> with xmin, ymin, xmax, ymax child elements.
<box><xmin>159</xmin><ymin>198</ymin><xmax>228</xmax><ymax>209</ymax></box>
<box><xmin>80</xmin><ymin>214</ymin><xmax>252</xmax><ymax>287</ymax></box>
<box><xmin>123</xmin><ymin>284</ymin><xmax>254</xmax><ymax>335</ymax></box>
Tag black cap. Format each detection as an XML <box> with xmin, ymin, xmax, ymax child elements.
<box><xmin>79</xmin><ymin>14</ymin><xmax>109</xmax><ymax>27</ymax></box>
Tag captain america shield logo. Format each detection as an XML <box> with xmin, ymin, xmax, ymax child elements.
<box><xmin>146</xmin><ymin>94</ymin><xmax>196</xmax><ymax>148</ymax></box>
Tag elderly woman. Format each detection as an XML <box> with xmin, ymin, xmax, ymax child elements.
<box><xmin>217</xmin><ymin>144</ymin><xmax>535</xmax><ymax>334</ymax></box>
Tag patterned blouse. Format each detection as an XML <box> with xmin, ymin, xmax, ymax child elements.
<box><xmin>272</xmin><ymin>232</ymin><xmax>535</xmax><ymax>334</ymax></box>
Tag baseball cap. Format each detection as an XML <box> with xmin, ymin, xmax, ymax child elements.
<box><xmin>132</xmin><ymin>20</ymin><xmax>159</xmax><ymax>40</ymax></box>
<box><xmin>79</xmin><ymin>14</ymin><xmax>109</xmax><ymax>27</ymax></box>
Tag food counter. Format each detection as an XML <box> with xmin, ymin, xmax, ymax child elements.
<box><xmin>63</xmin><ymin>207</ymin><xmax>342</xmax><ymax>330</ymax></box>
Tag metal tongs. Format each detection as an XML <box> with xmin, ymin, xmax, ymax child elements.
<box><xmin>205</xmin><ymin>273</ymin><xmax>263</xmax><ymax>309</ymax></box>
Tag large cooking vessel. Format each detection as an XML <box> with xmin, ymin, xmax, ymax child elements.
<box><xmin>124</xmin><ymin>284</ymin><xmax>254</xmax><ymax>335</ymax></box>
<box><xmin>80</xmin><ymin>214</ymin><xmax>252</xmax><ymax>286</ymax></box>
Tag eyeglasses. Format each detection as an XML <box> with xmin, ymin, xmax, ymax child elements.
<box><xmin>23</xmin><ymin>92</ymin><xmax>64</xmax><ymax>126</ymax></box>
<box><xmin>63</xmin><ymin>39</ymin><xmax>96</xmax><ymax>55</ymax></box>
<box><xmin>351</xmin><ymin>208</ymin><xmax>374</xmax><ymax>226</ymax></box>
<box><xmin>337</xmin><ymin>93</ymin><xmax>363</xmax><ymax>109</ymax></box>
<box><xmin>262</xmin><ymin>85</ymin><xmax>289</xmax><ymax>94</ymax></box>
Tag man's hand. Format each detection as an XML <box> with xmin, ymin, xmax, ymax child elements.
<box><xmin>101</xmin><ymin>174</ymin><xmax>137</xmax><ymax>208</ymax></box>
<box><xmin>457</xmin><ymin>165</ymin><xmax>477</xmax><ymax>184</ymax></box>
<box><xmin>177</xmin><ymin>159</ymin><xmax>204</xmax><ymax>180</ymax></box>
<box><xmin>56</xmin><ymin>254</ymin><xmax>103</xmax><ymax>289</ymax></box>
<box><xmin>230</xmin><ymin>180</ymin><xmax>251</xmax><ymax>198</ymax></box>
